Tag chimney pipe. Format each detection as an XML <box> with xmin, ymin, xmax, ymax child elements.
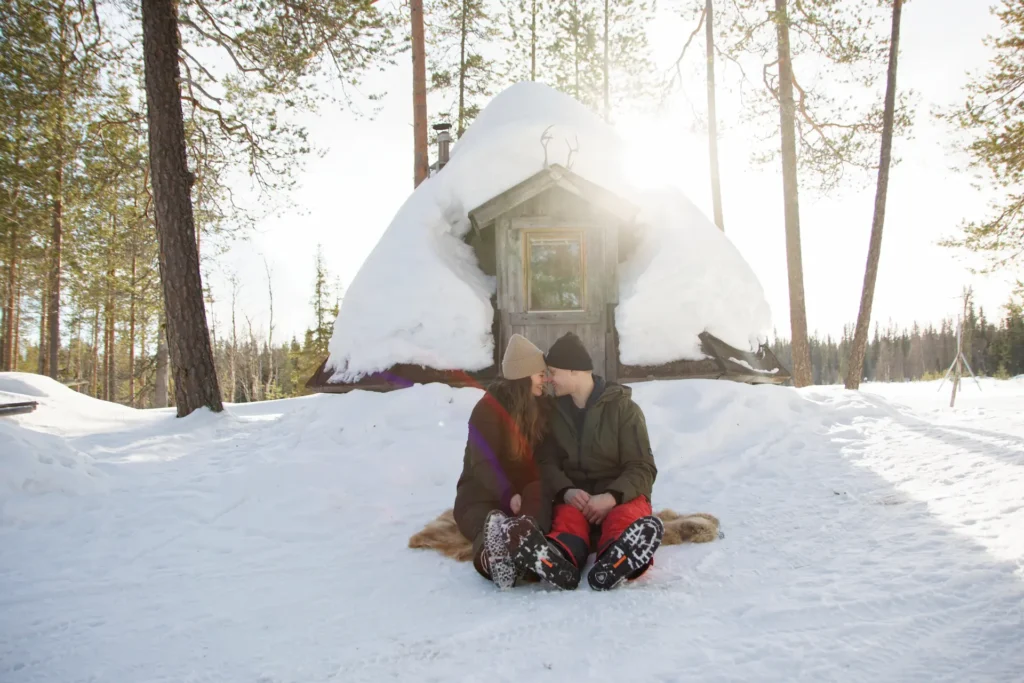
<box><xmin>433</xmin><ymin>123</ymin><xmax>452</xmax><ymax>170</ymax></box>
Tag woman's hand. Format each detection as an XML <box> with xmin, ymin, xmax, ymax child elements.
<box><xmin>510</xmin><ymin>494</ymin><xmax>522</xmax><ymax>514</ymax></box>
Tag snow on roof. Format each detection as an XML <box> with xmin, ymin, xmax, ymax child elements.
<box><xmin>325</xmin><ymin>82</ymin><xmax>772</xmax><ymax>381</ymax></box>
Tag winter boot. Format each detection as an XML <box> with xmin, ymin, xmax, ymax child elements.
<box><xmin>482</xmin><ymin>510</ymin><xmax>517</xmax><ymax>590</ymax></box>
<box><xmin>588</xmin><ymin>515</ymin><xmax>664</xmax><ymax>591</ymax></box>
<box><xmin>503</xmin><ymin>516</ymin><xmax>580</xmax><ymax>590</ymax></box>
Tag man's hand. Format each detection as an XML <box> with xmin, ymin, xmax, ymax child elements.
<box><xmin>510</xmin><ymin>494</ymin><xmax>522</xmax><ymax>514</ymax></box>
<box><xmin>563</xmin><ymin>488</ymin><xmax>591</xmax><ymax>511</ymax></box>
<box><xmin>582</xmin><ymin>493</ymin><xmax>617</xmax><ymax>524</ymax></box>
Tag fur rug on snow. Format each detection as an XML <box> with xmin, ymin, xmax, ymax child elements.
<box><xmin>408</xmin><ymin>508</ymin><xmax>720</xmax><ymax>562</ymax></box>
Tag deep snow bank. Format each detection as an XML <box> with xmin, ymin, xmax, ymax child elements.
<box><xmin>325</xmin><ymin>82</ymin><xmax>773</xmax><ymax>380</ymax></box>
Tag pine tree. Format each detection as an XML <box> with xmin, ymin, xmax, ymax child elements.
<box><xmin>547</xmin><ymin>0</ymin><xmax>603</xmax><ymax>111</ymax></box>
<box><xmin>846</xmin><ymin>0</ymin><xmax>904</xmax><ymax>390</ymax></box>
<box><xmin>943</xmin><ymin>0</ymin><xmax>1024</xmax><ymax>273</ymax></box>
<box><xmin>428</xmin><ymin>0</ymin><xmax>498</xmax><ymax>137</ymax></box>
<box><xmin>599</xmin><ymin>0</ymin><xmax>656</xmax><ymax>122</ymax></box>
<box><xmin>720</xmin><ymin>0</ymin><xmax>913</xmax><ymax>387</ymax></box>
<box><xmin>501</xmin><ymin>0</ymin><xmax>546</xmax><ymax>82</ymax></box>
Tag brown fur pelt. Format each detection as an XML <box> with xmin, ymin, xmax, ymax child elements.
<box><xmin>408</xmin><ymin>508</ymin><xmax>720</xmax><ymax>562</ymax></box>
<box><xmin>656</xmin><ymin>509</ymin><xmax>721</xmax><ymax>545</ymax></box>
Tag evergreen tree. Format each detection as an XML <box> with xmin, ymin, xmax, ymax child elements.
<box><xmin>547</xmin><ymin>0</ymin><xmax>603</xmax><ymax>111</ymax></box>
<box><xmin>501</xmin><ymin>0</ymin><xmax>546</xmax><ymax>82</ymax></box>
<box><xmin>943</xmin><ymin>0</ymin><xmax>1024</xmax><ymax>273</ymax></box>
<box><xmin>428</xmin><ymin>0</ymin><xmax>498</xmax><ymax>137</ymax></box>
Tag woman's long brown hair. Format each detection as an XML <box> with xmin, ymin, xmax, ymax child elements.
<box><xmin>494</xmin><ymin>376</ymin><xmax>548</xmax><ymax>462</ymax></box>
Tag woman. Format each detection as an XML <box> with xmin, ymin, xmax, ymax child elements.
<box><xmin>453</xmin><ymin>334</ymin><xmax>578</xmax><ymax>590</ymax></box>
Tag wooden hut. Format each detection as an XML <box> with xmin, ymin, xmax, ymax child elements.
<box><xmin>307</xmin><ymin>162</ymin><xmax>788</xmax><ymax>393</ymax></box>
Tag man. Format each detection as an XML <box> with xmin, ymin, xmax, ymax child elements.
<box><xmin>536</xmin><ymin>332</ymin><xmax>663</xmax><ymax>591</ymax></box>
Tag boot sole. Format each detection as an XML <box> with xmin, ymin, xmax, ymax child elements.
<box><xmin>588</xmin><ymin>516</ymin><xmax>664</xmax><ymax>591</ymax></box>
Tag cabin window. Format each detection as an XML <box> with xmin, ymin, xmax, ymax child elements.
<box><xmin>525</xmin><ymin>230</ymin><xmax>585</xmax><ymax>311</ymax></box>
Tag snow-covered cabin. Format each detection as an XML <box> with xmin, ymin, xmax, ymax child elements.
<box><xmin>307</xmin><ymin>83</ymin><xmax>789</xmax><ymax>393</ymax></box>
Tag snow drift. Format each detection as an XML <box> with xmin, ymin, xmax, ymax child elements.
<box><xmin>326</xmin><ymin>82</ymin><xmax>773</xmax><ymax>381</ymax></box>
<box><xmin>2</xmin><ymin>374</ymin><xmax>1023</xmax><ymax>681</ymax></box>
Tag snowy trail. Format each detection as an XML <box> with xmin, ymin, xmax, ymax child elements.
<box><xmin>2</xmin><ymin>374</ymin><xmax>1023</xmax><ymax>682</ymax></box>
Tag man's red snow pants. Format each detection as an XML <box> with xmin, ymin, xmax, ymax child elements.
<box><xmin>546</xmin><ymin>496</ymin><xmax>654</xmax><ymax>579</ymax></box>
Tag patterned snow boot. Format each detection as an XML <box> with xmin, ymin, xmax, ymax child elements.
<box><xmin>588</xmin><ymin>515</ymin><xmax>664</xmax><ymax>591</ymax></box>
<box><xmin>482</xmin><ymin>510</ymin><xmax>517</xmax><ymax>590</ymax></box>
<box><xmin>503</xmin><ymin>516</ymin><xmax>580</xmax><ymax>591</ymax></box>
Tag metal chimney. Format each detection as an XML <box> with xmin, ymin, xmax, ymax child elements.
<box><xmin>433</xmin><ymin>123</ymin><xmax>452</xmax><ymax>170</ymax></box>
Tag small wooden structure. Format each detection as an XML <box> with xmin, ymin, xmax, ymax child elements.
<box><xmin>308</xmin><ymin>164</ymin><xmax>789</xmax><ymax>393</ymax></box>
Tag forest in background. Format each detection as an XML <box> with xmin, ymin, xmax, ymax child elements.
<box><xmin>2</xmin><ymin>0</ymin><xmax>1023</xmax><ymax>410</ymax></box>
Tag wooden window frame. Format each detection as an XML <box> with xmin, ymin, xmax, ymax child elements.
<box><xmin>522</xmin><ymin>228</ymin><xmax>587</xmax><ymax>314</ymax></box>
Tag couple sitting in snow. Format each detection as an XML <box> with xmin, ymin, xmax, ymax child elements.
<box><xmin>453</xmin><ymin>332</ymin><xmax>662</xmax><ymax>591</ymax></box>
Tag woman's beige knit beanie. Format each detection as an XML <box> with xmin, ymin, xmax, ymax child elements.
<box><xmin>501</xmin><ymin>333</ymin><xmax>547</xmax><ymax>380</ymax></box>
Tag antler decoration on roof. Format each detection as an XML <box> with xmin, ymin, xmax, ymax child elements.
<box><xmin>565</xmin><ymin>135</ymin><xmax>580</xmax><ymax>170</ymax></box>
<box><xmin>540</xmin><ymin>125</ymin><xmax>554</xmax><ymax>167</ymax></box>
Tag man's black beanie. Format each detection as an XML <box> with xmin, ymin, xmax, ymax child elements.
<box><xmin>545</xmin><ymin>332</ymin><xmax>594</xmax><ymax>371</ymax></box>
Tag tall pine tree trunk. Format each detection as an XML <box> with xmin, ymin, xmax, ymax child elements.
<box><xmin>141</xmin><ymin>0</ymin><xmax>223</xmax><ymax>416</ymax></box>
<box><xmin>75</xmin><ymin>308</ymin><xmax>83</xmax><ymax>387</ymax></box>
<box><xmin>3</xmin><ymin>224</ymin><xmax>16</xmax><ymax>371</ymax></box>
<box><xmin>49</xmin><ymin>157</ymin><xmax>64</xmax><ymax>379</ymax></box>
<box><xmin>411</xmin><ymin>0</ymin><xmax>429</xmax><ymax>185</ymax></box>
<box><xmin>104</xmin><ymin>268</ymin><xmax>113</xmax><ymax>401</ymax></box>
<box><xmin>264</xmin><ymin>262</ymin><xmax>274</xmax><ymax>399</ymax></box>
<box><xmin>38</xmin><ymin>286</ymin><xmax>47</xmax><ymax>375</ymax></box>
<box><xmin>49</xmin><ymin>15</ymin><xmax>67</xmax><ymax>381</ymax></box>
<box><xmin>129</xmin><ymin>249</ymin><xmax>137</xmax><ymax>406</ymax></box>
<box><xmin>845</xmin><ymin>0</ymin><xmax>903</xmax><ymax>390</ymax></box>
<box><xmin>139</xmin><ymin>309</ymin><xmax>148</xmax><ymax>404</ymax></box>
<box><xmin>706</xmin><ymin>0</ymin><xmax>724</xmax><ymax>231</ymax></box>
<box><xmin>230</xmin><ymin>281</ymin><xmax>237</xmax><ymax>404</ymax></box>
<box><xmin>458</xmin><ymin>0</ymin><xmax>468</xmax><ymax>137</ymax></box>
<box><xmin>530</xmin><ymin>0</ymin><xmax>537</xmax><ymax>81</ymax></box>
<box><xmin>774</xmin><ymin>0</ymin><xmax>812</xmax><ymax>387</ymax></box>
<box><xmin>91</xmin><ymin>307</ymin><xmax>99</xmax><ymax>396</ymax></box>
<box><xmin>603</xmin><ymin>0</ymin><xmax>610</xmax><ymax>122</ymax></box>
<box><xmin>12</xmin><ymin>281</ymin><xmax>20</xmax><ymax>368</ymax></box>
<box><xmin>155</xmin><ymin>316</ymin><xmax>168</xmax><ymax>407</ymax></box>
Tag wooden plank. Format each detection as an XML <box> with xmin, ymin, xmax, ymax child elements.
<box><xmin>468</xmin><ymin>168</ymin><xmax>558</xmax><ymax>228</ymax></box>
<box><xmin>510</xmin><ymin>311</ymin><xmax>601</xmax><ymax>325</ymax></box>
<box><xmin>620</xmin><ymin>373</ymin><xmax>723</xmax><ymax>384</ymax></box>
<box><xmin>510</xmin><ymin>217</ymin><xmax>602</xmax><ymax>231</ymax></box>
<box><xmin>605</xmin><ymin>220</ymin><xmax>619</xmax><ymax>304</ymax></box>
<box><xmin>498</xmin><ymin>310</ymin><xmax>512</xmax><ymax>370</ymax></box>
<box><xmin>575</xmin><ymin>324</ymin><xmax>606</xmax><ymax>375</ymax></box>
<box><xmin>605</xmin><ymin>331</ymin><xmax>618</xmax><ymax>382</ymax></box>
<box><xmin>506</xmin><ymin>222</ymin><xmax>525</xmax><ymax>313</ymax></box>
<box><xmin>584</xmin><ymin>225</ymin><xmax>604</xmax><ymax>314</ymax></box>
<box><xmin>468</xmin><ymin>164</ymin><xmax>639</xmax><ymax>230</ymax></box>
<box><xmin>495</xmin><ymin>217</ymin><xmax>510</xmax><ymax>311</ymax></box>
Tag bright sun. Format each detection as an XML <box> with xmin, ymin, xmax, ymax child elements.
<box><xmin>614</xmin><ymin>112</ymin><xmax>709</xmax><ymax>193</ymax></box>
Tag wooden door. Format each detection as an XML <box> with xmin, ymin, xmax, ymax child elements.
<box><xmin>497</xmin><ymin>217</ymin><xmax>617</xmax><ymax>379</ymax></box>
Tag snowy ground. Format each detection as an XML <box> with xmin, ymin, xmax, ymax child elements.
<box><xmin>2</xmin><ymin>372</ymin><xmax>1023</xmax><ymax>682</ymax></box>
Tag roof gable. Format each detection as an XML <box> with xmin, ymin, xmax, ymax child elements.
<box><xmin>468</xmin><ymin>164</ymin><xmax>639</xmax><ymax>232</ymax></box>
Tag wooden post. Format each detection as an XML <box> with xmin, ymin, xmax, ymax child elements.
<box><xmin>411</xmin><ymin>0</ymin><xmax>429</xmax><ymax>187</ymax></box>
<box><xmin>950</xmin><ymin>318</ymin><xmax>962</xmax><ymax>408</ymax></box>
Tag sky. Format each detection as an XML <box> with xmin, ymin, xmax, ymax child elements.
<box><xmin>204</xmin><ymin>0</ymin><xmax>1020</xmax><ymax>348</ymax></box>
